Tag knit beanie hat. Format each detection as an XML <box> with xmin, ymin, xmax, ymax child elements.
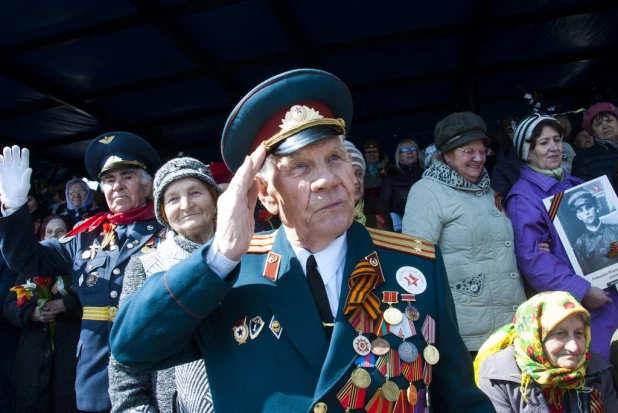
<box><xmin>513</xmin><ymin>113</ymin><xmax>561</xmax><ymax>162</ymax></box>
<box><xmin>345</xmin><ymin>140</ymin><xmax>366</xmax><ymax>175</ymax></box>
<box><xmin>582</xmin><ymin>102</ymin><xmax>618</xmax><ymax>136</ymax></box>
<box><xmin>153</xmin><ymin>157</ymin><xmax>221</xmax><ymax>227</ymax></box>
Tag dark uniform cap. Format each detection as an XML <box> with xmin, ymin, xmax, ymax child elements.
<box><xmin>84</xmin><ymin>132</ymin><xmax>161</xmax><ymax>179</ymax></box>
<box><xmin>434</xmin><ymin>112</ymin><xmax>490</xmax><ymax>153</ymax></box>
<box><xmin>567</xmin><ymin>190</ymin><xmax>597</xmax><ymax>211</ymax></box>
<box><xmin>85</xmin><ymin>132</ymin><xmax>161</xmax><ymax>179</ymax></box>
<box><xmin>221</xmin><ymin>69</ymin><xmax>353</xmax><ymax>173</ymax></box>
<box><xmin>364</xmin><ymin>140</ymin><xmax>379</xmax><ymax>151</ymax></box>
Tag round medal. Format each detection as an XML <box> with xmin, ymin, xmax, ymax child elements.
<box><xmin>405</xmin><ymin>305</ymin><xmax>420</xmax><ymax>321</ymax></box>
<box><xmin>398</xmin><ymin>341</ymin><xmax>418</xmax><ymax>363</ymax></box>
<box><xmin>370</xmin><ymin>338</ymin><xmax>390</xmax><ymax>356</ymax></box>
<box><xmin>351</xmin><ymin>367</ymin><xmax>371</xmax><ymax>389</ymax></box>
<box><xmin>423</xmin><ymin>344</ymin><xmax>440</xmax><ymax>365</ymax></box>
<box><xmin>396</xmin><ymin>266</ymin><xmax>427</xmax><ymax>295</ymax></box>
<box><xmin>353</xmin><ymin>335</ymin><xmax>371</xmax><ymax>356</ymax></box>
<box><xmin>384</xmin><ymin>307</ymin><xmax>403</xmax><ymax>325</ymax></box>
<box><xmin>81</xmin><ymin>250</ymin><xmax>91</xmax><ymax>259</ymax></box>
<box><xmin>382</xmin><ymin>380</ymin><xmax>399</xmax><ymax>402</ymax></box>
<box><xmin>407</xmin><ymin>384</ymin><xmax>418</xmax><ymax>405</ymax></box>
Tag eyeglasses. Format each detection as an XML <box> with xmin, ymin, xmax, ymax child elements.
<box><xmin>457</xmin><ymin>147</ymin><xmax>490</xmax><ymax>157</ymax></box>
<box><xmin>400</xmin><ymin>147</ymin><xmax>418</xmax><ymax>153</ymax></box>
<box><xmin>69</xmin><ymin>191</ymin><xmax>87</xmax><ymax>196</ymax></box>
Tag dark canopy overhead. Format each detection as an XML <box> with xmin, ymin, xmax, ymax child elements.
<box><xmin>0</xmin><ymin>0</ymin><xmax>616</xmax><ymax>171</ymax></box>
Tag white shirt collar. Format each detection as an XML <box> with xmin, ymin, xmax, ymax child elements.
<box><xmin>289</xmin><ymin>229</ymin><xmax>347</xmax><ymax>285</ymax></box>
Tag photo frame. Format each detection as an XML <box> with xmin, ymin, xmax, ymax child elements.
<box><xmin>543</xmin><ymin>175</ymin><xmax>618</xmax><ymax>290</ymax></box>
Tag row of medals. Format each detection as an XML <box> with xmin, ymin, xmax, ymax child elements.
<box><xmin>349</xmin><ymin>298</ymin><xmax>439</xmax><ymax>405</ymax></box>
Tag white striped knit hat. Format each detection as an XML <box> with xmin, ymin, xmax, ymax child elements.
<box><xmin>513</xmin><ymin>113</ymin><xmax>562</xmax><ymax>162</ymax></box>
<box><xmin>344</xmin><ymin>140</ymin><xmax>366</xmax><ymax>176</ymax></box>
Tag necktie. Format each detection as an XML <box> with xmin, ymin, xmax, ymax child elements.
<box><xmin>306</xmin><ymin>254</ymin><xmax>334</xmax><ymax>339</ymax></box>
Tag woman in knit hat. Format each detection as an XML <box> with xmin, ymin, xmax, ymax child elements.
<box><xmin>345</xmin><ymin>141</ymin><xmax>393</xmax><ymax>231</ymax></box>
<box><xmin>109</xmin><ymin>157</ymin><xmax>219</xmax><ymax>413</ymax></box>
<box><xmin>572</xmin><ymin>102</ymin><xmax>618</xmax><ymax>183</ymax></box>
<box><xmin>505</xmin><ymin>113</ymin><xmax>618</xmax><ymax>361</ymax></box>
<box><xmin>403</xmin><ymin>111</ymin><xmax>526</xmax><ymax>353</ymax></box>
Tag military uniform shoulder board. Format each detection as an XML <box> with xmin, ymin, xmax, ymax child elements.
<box><xmin>366</xmin><ymin>227</ymin><xmax>436</xmax><ymax>260</ymax></box>
<box><xmin>247</xmin><ymin>230</ymin><xmax>277</xmax><ymax>254</ymax></box>
<box><xmin>58</xmin><ymin>235</ymin><xmax>75</xmax><ymax>244</ymax></box>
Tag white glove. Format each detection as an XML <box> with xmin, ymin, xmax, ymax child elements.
<box><xmin>0</xmin><ymin>146</ymin><xmax>32</xmax><ymax>209</ymax></box>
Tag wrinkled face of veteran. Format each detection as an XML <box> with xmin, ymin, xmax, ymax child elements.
<box><xmin>543</xmin><ymin>314</ymin><xmax>587</xmax><ymax>370</ymax></box>
<box><xmin>44</xmin><ymin>218</ymin><xmax>68</xmax><ymax>240</ymax></box>
<box><xmin>68</xmin><ymin>181</ymin><xmax>88</xmax><ymax>208</ymax></box>
<box><xmin>100</xmin><ymin>168</ymin><xmax>152</xmax><ymax>214</ymax></box>
<box><xmin>259</xmin><ymin>136</ymin><xmax>355</xmax><ymax>249</ymax></box>
<box><xmin>163</xmin><ymin>177</ymin><xmax>216</xmax><ymax>244</ymax></box>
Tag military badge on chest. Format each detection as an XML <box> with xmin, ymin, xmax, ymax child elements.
<box><xmin>336</xmin><ymin>252</ymin><xmax>438</xmax><ymax>412</ymax></box>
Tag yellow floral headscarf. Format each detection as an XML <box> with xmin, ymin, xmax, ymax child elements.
<box><xmin>474</xmin><ymin>291</ymin><xmax>591</xmax><ymax>405</ymax></box>
<box><xmin>354</xmin><ymin>198</ymin><xmax>366</xmax><ymax>226</ymax></box>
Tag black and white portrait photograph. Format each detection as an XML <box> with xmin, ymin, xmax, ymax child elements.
<box><xmin>544</xmin><ymin>175</ymin><xmax>618</xmax><ymax>289</ymax></box>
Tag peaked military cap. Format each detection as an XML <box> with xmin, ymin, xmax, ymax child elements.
<box><xmin>85</xmin><ymin>132</ymin><xmax>161</xmax><ymax>179</ymax></box>
<box><xmin>221</xmin><ymin>68</ymin><xmax>353</xmax><ymax>173</ymax></box>
<box><xmin>567</xmin><ymin>190</ymin><xmax>597</xmax><ymax>211</ymax></box>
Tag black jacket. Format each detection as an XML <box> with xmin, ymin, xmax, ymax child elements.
<box><xmin>3</xmin><ymin>273</ymin><xmax>82</xmax><ymax>413</ymax></box>
<box><xmin>572</xmin><ymin>140</ymin><xmax>618</xmax><ymax>184</ymax></box>
<box><xmin>380</xmin><ymin>164</ymin><xmax>423</xmax><ymax>217</ymax></box>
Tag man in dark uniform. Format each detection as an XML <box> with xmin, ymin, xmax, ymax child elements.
<box><xmin>110</xmin><ymin>69</ymin><xmax>494</xmax><ymax>412</ymax></box>
<box><xmin>569</xmin><ymin>190</ymin><xmax>618</xmax><ymax>274</ymax></box>
<box><xmin>0</xmin><ymin>133</ymin><xmax>163</xmax><ymax>412</ymax></box>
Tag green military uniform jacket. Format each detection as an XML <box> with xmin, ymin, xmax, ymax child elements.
<box><xmin>111</xmin><ymin>222</ymin><xmax>494</xmax><ymax>413</ymax></box>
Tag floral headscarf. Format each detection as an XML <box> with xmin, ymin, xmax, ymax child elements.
<box><xmin>474</xmin><ymin>291</ymin><xmax>591</xmax><ymax>406</ymax></box>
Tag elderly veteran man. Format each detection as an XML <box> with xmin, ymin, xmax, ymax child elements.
<box><xmin>0</xmin><ymin>132</ymin><xmax>164</xmax><ymax>412</ymax></box>
<box><xmin>110</xmin><ymin>69</ymin><xmax>494</xmax><ymax>413</ymax></box>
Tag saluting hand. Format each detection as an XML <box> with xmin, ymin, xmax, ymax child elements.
<box><xmin>0</xmin><ymin>146</ymin><xmax>32</xmax><ymax>209</ymax></box>
<box><xmin>215</xmin><ymin>145</ymin><xmax>266</xmax><ymax>261</ymax></box>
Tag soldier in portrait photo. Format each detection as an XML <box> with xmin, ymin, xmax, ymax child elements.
<box><xmin>568</xmin><ymin>189</ymin><xmax>618</xmax><ymax>274</ymax></box>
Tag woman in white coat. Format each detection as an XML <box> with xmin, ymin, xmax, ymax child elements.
<box><xmin>402</xmin><ymin>112</ymin><xmax>527</xmax><ymax>352</ymax></box>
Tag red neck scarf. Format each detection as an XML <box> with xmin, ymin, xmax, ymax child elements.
<box><xmin>65</xmin><ymin>201</ymin><xmax>156</xmax><ymax>238</ymax></box>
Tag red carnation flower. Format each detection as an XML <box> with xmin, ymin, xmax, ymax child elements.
<box><xmin>33</xmin><ymin>277</ymin><xmax>53</xmax><ymax>288</ymax></box>
<box><xmin>258</xmin><ymin>210</ymin><xmax>273</xmax><ymax>223</ymax></box>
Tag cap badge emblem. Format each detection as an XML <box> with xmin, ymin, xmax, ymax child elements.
<box><xmin>98</xmin><ymin>135</ymin><xmax>115</xmax><ymax>144</ymax></box>
<box><xmin>103</xmin><ymin>155</ymin><xmax>124</xmax><ymax>169</ymax></box>
<box><xmin>280</xmin><ymin>105</ymin><xmax>323</xmax><ymax>132</ymax></box>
